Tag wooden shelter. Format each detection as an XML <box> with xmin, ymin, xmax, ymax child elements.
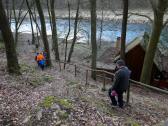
<box><xmin>115</xmin><ymin>37</ymin><xmax>168</xmax><ymax>89</ymax></box>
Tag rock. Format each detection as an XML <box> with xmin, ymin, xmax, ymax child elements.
<box><xmin>164</xmin><ymin>119</ymin><xmax>168</xmax><ymax>126</ymax></box>
<box><xmin>81</xmin><ymin>117</ymin><xmax>87</xmax><ymax>122</ymax></box>
<box><xmin>55</xmin><ymin>120</ymin><xmax>62</xmax><ymax>126</ymax></box>
<box><xmin>51</xmin><ymin>103</ymin><xmax>61</xmax><ymax>110</ymax></box>
<box><xmin>22</xmin><ymin>116</ymin><xmax>31</xmax><ymax>124</ymax></box>
<box><xmin>37</xmin><ymin>109</ymin><xmax>43</xmax><ymax>120</ymax></box>
<box><xmin>61</xmin><ymin>125</ymin><xmax>68</xmax><ymax>126</ymax></box>
<box><xmin>53</xmin><ymin>112</ymin><xmax>58</xmax><ymax>120</ymax></box>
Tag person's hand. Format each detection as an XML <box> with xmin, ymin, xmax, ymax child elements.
<box><xmin>111</xmin><ymin>90</ymin><xmax>118</xmax><ymax>96</ymax></box>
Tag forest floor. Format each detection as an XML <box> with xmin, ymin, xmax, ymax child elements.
<box><xmin>0</xmin><ymin>34</ymin><xmax>168</xmax><ymax>126</ymax></box>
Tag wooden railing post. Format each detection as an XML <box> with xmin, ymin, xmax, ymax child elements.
<box><xmin>59</xmin><ymin>61</ymin><xmax>61</xmax><ymax>72</ymax></box>
<box><xmin>64</xmin><ymin>62</ymin><xmax>66</xmax><ymax>69</ymax></box>
<box><xmin>75</xmin><ymin>65</ymin><xmax>77</xmax><ymax>77</ymax></box>
<box><xmin>126</xmin><ymin>80</ymin><xmax>131</xmax><ymax>104</ymax></box>
<box><xmin>102</xmin><ymin>72</ymin><xmax>106</xmax><ymax>91</ymax></box>
<box><xmin>86</xmin><ymin>70</ymin><xmax>88</xmax><ymax>85</ymax></box>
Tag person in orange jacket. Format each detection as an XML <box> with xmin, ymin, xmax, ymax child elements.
<box><xmin>35</xmin><ymin>52</ymin><xmax>45</xmax><ymax>70</ymax></box>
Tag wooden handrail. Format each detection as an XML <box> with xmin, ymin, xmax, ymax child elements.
<box><xmin>130</xmin><ymin>79</ymin><xmax>168</xmax><ymax>95</ymax></box>
<box><xmin>55</xmin><ymin>60</ymin><xmax>168</xmax><ymax>95</ymax></box>
<box><xmin>97</xmin><ymin>75</ymin><xmax>112</xmax><ymax>80</ymax></box>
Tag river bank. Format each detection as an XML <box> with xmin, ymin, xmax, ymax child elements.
<box><xmin>10</xmin><ymin>9</ymin><xmax>168</xmax><ymax>23</ymax></box>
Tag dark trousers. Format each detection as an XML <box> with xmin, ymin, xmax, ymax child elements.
<box><xmin>40</xmin><ymin>65</ymin><xmax>44</xmax><ymax>70</ymax></box>
<box><xmin>37</xmin><ymin>61</ymin><xmax>44</xmax><ymax>70</ymax></box>
<box><xmin>108</xmin><ymin>88</ymin><xmax>124</xmax><ymax>108</ymax></box>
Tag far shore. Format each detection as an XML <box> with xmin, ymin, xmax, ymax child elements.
<box><xmin>8</xmin><ymin>9</ymin><xmax>167</xmax><ymax>24</ymax></box>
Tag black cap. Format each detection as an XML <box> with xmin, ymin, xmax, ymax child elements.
<box><xmin>116</xmin><ymin>59</ymin><xmax>125</xmax><ymax>66</ymax></box>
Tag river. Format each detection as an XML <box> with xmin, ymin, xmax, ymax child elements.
<box><xmin>11</xmin><ymin>19</ymin><xmax>151</xmax><ymax>43</ymax></box>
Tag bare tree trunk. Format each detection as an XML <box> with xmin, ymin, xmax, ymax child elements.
<box><xmin>0</xmin><ymin>31</ymin><xmax>2</xmax><ymax>41</ymax></box>
<box><xmin>27</xmin><ymin>2</ymin><xmax>41</xmax><ymax>49</ymax></box>
<box><xmin>140</xmin><ymin>0</ymin><xmax>167</xmax><ymax>84</ymax></box>
<box><xmin>64</xmin><ymin>1</ymin><xmax>71</xmax><ymax>68</ymax></box>
<box><xmin>35</xmin><ymin>0</ymin><xmax>52</xmax><ymax>66</ymax></box>
<box><xmin>99</xmin><ymin>0</ymin><xmax>104</xmax><ymax>49</ymax></box>
<box><xmin>12</xmin><ymin>0</ymin><xmax>18</xmax><ymax>44</ymax></box>
<box><xmin>33</xmin><ymin>6</ymin><xmax>41</xmax><ymax>49</ymax></box>
<box><xmin>67</xmin><ymin>0</ymin><xmax>80</xmax><ymax>63</ymax></box>
<box><xmin>47</xmin><ymin>0</ymin><xmax>53</xmax><ymax>31</ymax></box>
<box><xmin>50</xmin><ymin>0</ymin><xmax>60</xmax><ymax>61</ymax></box>
<box><xmin>26</xmin><ymin>0</ymin><xmax>42</xmax><ymax>46</ymax></box>
<box><xmin>12</xmin><ymin>0</ymin><xmax>29</xmax><ymax>45</ymax></box>
<box><xmin>36</xmin><ymin>28</ymin><xmax>40</xmax><ymax>51</ymax></box>
<box><xmin>26</xmin><ymin>0</ymin><xmax>35</xmax><ymax>45</ymax></box>
<box><xmin>15</xmin><ymin>24</ymin><xmax>18</xmax><ymax>46</ymax></box>
<box><xmin>26</xmin><ymin>0</ymin><xmax>40</xmax><ymax>33</ymax></box>
<box><xmin>29</xmin><ymin>13</ymin><xmax>35</xmax><ymax>44</ymax></box>
<box><xmin>5</xmin><ymin>0</ymin><xmax>10</xmax><ymax>20</ymax></box>
<box><xmin>120</xmin><ymin>0</ymin><xmax>128</xmax><ymax>60</ymax></box>
<box><xmin>90</xmin><ymin>0</ymin><xmax>97</xmax><ymax>80</ymax></box>
<box><xmin>9</xmin><ymin>9</ymin><xmax>12</xmax><ymax>27</ymax></box>
<box><xmin>0</xmin><ymin>0</ymin><xmax>20</xmax><ymax>74</ymax></box>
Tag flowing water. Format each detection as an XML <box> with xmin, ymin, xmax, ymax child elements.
<box><xmin>11</xmin><ymin>19</ymin><xmax>151</xmax><ymax>43</ymax></box>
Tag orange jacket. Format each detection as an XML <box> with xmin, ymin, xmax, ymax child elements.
<box><xmin>36</xmin><ymin>54</ymin><xmax>44</xmax><ymax>61</ymax></box>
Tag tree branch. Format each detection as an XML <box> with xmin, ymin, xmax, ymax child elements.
<box><xmin>110</xmin><ymin>9</ymin><xmax>153</xmax><ymax>23</ymax></box>
<box><xmin>128</xmin><ymin>12</ymin><xmax>153</xmax><ymax>23</ymax></box>
<box><xmin>17</xmin><ymin>10</ymin><xmax>29</xmax><ymax>30</ymax></box>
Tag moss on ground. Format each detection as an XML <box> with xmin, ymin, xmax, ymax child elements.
<box><xmin>57</xmin><ymin>110</ymin><xmax>69</xmax><ymax>120</ymax></box>
<box><xmin>20</xmin><ymin>63</ymin><xmax>35</xmax><ymax>73</ymax></box>
<box><xmin>125</xmin><ymin>119</ymin><xmax>140</xmax><ymax>126</ymax></box>
<box><xmin>29</xmin><ymin>76</ymin><xmax>45</xmax><ymax>87</ymax></box>
<box><xmin>57</xmin><ymin>99</ymin><xmax>72</xmax><ymax>109</ymax></box>
<box><xmin>95</xmin><ymin>99</ymin><xmax>114</xmax><ymax>116</ymax></box>
<box><xmin>29</xmin><ymin>79</ymin><xmax>41</xmax><ymax>87</ymax></box>
<box><xmin>43</xmin><ymin>75</ymin><xmax>53</xmax><ymax>83</ymax></box>
<box><xmin>80</xmin><ymin>96</ymin><xmax>114</xmax><ymax>116</ymax></box>
<box><xmin>20</xmin><ymin>63</ymin><xmax>54</xmax><ymax>87</ymax></box>
<box><xmin>41</xmin><ymin>96</ymin><xmax>56</xmax><ymax>108</ymax></box>
<box><xmin>31</xmin><ymin>75</ymin><xmax>53</xmax><ymax>87</ymax></box>
<box><xmin>40</xmin><ymin>96</ymin><xmax>72</xmax><ymax>109</ymax></box>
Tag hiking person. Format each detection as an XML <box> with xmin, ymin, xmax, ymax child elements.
<box><xmin>108</xmin><ymin>59</ymin><xmax>131</xmax><ymax>108</ymax></box>
<box><xmin>35</xmin><ymin>52</ymin><xmax>39</xmax><ymax>61</ymax></box>
<box><xmin>42</xmin><ymin>51</ymin><xmax>47</xmax><ymax>59</ymax></box>
<box><xmin>35</xmin><ymin>52</ymin><xmax>46</xmax><ymax>70</ymax></box>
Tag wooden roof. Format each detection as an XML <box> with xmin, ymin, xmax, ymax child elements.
<box><xmin>115</xmin><ymin>35</ymin><xmax>168</xmax><ymax>73</ymax></box>
<box><xmin>125</xmin><ymin>37</ymin><xmax>143</xmax><ymax>53</ymax></box>
<box><xmin>115</xmin><ymin>37</ymin><xmax>143</xmax><ymax>61</ymax></box>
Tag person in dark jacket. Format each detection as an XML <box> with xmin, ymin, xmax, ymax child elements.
<box><xmin>109</xmin><ymin>59</ymin><xmax>131</xmax><ymax>108</ymax></box>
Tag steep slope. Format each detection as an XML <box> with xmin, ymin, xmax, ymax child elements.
<box><xmin>0</xmin><ymin>51</ymin><xmax>168</xmax><ymax>126</ymax></box>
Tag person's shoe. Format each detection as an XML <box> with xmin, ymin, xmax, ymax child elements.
<box><xmin>119</xmin><ymin>106</ymin><xmax>123</xmax><ymax>109</ymax></box>
<box><xmin>111</xmin><ymin>103</ymin><xmax>118</xmax><ymax>108</ymax></box>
